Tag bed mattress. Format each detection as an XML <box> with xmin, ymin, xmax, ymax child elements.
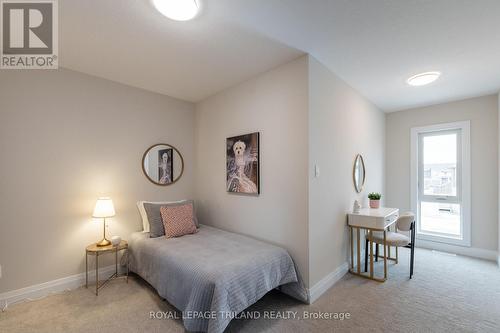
<box><xmin>129</xmin><ymin>224</ymin><xmax>307</xmax><ymax>333</ymax></box>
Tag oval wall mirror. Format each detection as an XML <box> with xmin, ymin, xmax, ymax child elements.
<box><xmin>353</xmin><ymin>154</ymin><xmax>366</xmax><ymax>193</ymax></box>
<box><xmin>142</xmin><ymin>144</ymin><xmax>184</xmax><ymax>186</ymax></box>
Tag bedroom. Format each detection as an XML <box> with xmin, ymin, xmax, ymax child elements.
<box><xmin>0</xmin><ymin>1</ymin><xmax>499</xmax><ymax>332</ymax></box>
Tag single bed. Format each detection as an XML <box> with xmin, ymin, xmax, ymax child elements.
<box><xmin>128</xmin><ymin>224</ymin><xmax>307</xmax><ymax>333</ymax></box>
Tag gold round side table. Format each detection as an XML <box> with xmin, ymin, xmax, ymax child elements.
<box><xmin>85</xmin><ymin>240</ymin><xmax>129</xmax><ymax>295</ymax></box>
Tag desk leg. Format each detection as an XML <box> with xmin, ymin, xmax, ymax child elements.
<box><xmin>85</xmin><ymin>252</ymin><xmax>88</xmax><ymax>289</ymax></box>
<box><xmin>369</xmin><ymin>231</ymin><xmax>374</xmax><ymax>278</ymax></box>
<box><xmin>95</xmin><ymin>253</ymin><xmax>99</xmax><ymax>296</ymax></box>
<box><xmin>350</xmin><ymin>227</ymin><xmax>354</xmax><ymax>270</ymax></box>
<box><xmin>115</xmin><ymin>248</ymin><xmax>118</xmax><ymax>277</ymax></box>
<box><xmin>383</xmin><ymin>230</ymin><xmax>387</xmax><ymax>280</ymax></box>
<box><xmin>388</xmin><ymin>225</ymin><xmax>392</xmax><ymax>259</ymax></box>
<box><xmin>356</xmin><ymin>228</ymin><xmax>361</xmax><ymax>274</ymax></box>
<box><xmin>126</xmin><ymin>250</ymin><xmax>129</xmax><ymax>283</ymax></box>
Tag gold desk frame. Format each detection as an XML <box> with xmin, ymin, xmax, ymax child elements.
<box><xmin>348</xmin><ymin>224</ymin><xmax>398</xmax><ymax>282</ymax></box>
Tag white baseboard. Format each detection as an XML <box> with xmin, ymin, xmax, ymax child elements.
<box><xmin>307</xmin><ymin>262</ymin><xmax>349</xmax><ymax>304</ymax></box>
<box><xmin>417</xmin><ymin>239</ymin><xmax>498</xmax><ymax>261</ymax></box>
<box><xmin>0</xmin><ymin>265</ymin><xmax>124</xmax><ymax>310</ymax></box>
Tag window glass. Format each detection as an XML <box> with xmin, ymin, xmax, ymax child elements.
<box><xmin>422</xmin><ymin>133</ymin><xmax>457</xmax><ymax>196</ymax></box>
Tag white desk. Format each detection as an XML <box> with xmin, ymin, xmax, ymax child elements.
<box><xmin>347</xmin><ymin>207</ymin><xmax>399</xmax><ymax>282</ymax></box>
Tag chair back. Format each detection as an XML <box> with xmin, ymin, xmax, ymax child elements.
<box><xmin>396</xmin><ymin>212</ymin><xmax>415</xmax><ymax>231</ymax></box>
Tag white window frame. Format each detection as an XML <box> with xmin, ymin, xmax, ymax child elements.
<box><xmin>410</xmin><ymin>121</ymin><xmax>471</xmax><ymax>247</ymax></box>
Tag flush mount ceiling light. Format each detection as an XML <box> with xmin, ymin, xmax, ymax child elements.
<box><xmin>153</xmin><ymin>0</ymin><xmax>200</xmax><ymax>21</ymax></box>
<box><xmin>407</xmin><ymin>71</ymin><xmax>441</xmax><ymax>86</ymax></box>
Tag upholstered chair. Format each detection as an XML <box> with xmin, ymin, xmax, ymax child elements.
<box><xmin>364</xmin><ymin>212</ymin><xmax>416</xmax><ymax>278</ymax></box>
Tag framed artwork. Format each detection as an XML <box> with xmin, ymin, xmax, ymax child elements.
<box><xmin>226</xmin><ymin>132</ymin><xmax>260</xmax><ymax>195</ymax></box>
<box><xmin>158</xmin><ymin>148</ymin><xmax>173</xmax><ymax>185</ymax></box>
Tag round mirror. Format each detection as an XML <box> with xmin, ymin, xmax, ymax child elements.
<box><xmin>353</xmin><ymin>154</ymin><xmax>366</xmax><ymax>193</ymax></box>
<box><xmin>142</xmin><ymin>144</ymin><xmax>184</xmax><ymax>186</ymax></box>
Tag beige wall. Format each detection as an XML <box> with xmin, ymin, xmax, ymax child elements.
<box><xmin>0</xmin><ymin>57</ymin><xmax>382</xmax><ymax>295</ymax></box>
<box><xmin>386</xmin><ymin>95</ymin><xmax>499</xmax><ymax>251</ymax></box>
<box><xmin>7</xmin><ymin>58</ymin><xmax>495</xmax><ymax>299</ymax></box>
<box><xmin>308</xmin><ymin>57</ymin><xmax>386</xmax><ymax>286</ymax></box>
<box><xmin>194</xmin><ymin>55</ymin><xmax>386</xmax><ymax>289</ymax></box>
<box><xmin>194</xmin><ymin>56</ymin><xmax>310</xmax><ymax>286</ymax></box>
<box><xmin>0</xmin><ymin>69</ymin><xmax>195</xmax><ymax>293</ymax></box>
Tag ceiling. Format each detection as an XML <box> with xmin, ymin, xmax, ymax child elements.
<box><xmin>60</xmin><ymin>0</ymin><xmax>303</xmax><ymax>103</ymax></box>
<box><xmin>61</xmin><ymin>0</ymin><xmax>500</xmax><ymax>112</ymax></box>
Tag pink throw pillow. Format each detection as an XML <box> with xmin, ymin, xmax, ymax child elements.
<box><xmin>160</xmin><ymin>203</ymin><xmax>198</xmax><ymax>238</ymax></box>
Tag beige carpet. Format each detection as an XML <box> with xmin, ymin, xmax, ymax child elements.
<box><xmin>1</xmin><ymin>248</ymin><xmax>500</xmax><ymax>333</ymax></box>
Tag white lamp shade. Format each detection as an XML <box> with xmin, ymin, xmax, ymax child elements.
<box><xmin>92</xmin><ymin>197</ymin><xmax>116</xmax><ymax>218</ymax></box>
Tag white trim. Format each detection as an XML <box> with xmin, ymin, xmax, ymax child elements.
<box><xmin>307</xmin><ymin>262</ymin><xmax>348</xmax><ymax>304</ymax></box>
<box><xmin>410</xmin><ymin>121</ymin><xmax>471</xmax><ymax>247</ymax></box>
<box><xmin>417</xmin><ymin>239</ymin><xmax>498</xmax><ymax>261</ymax></box>
<box><xmin>0</xmin><ymin>265</ymin><xmax>125</xmax><ymax>310</ymax></box>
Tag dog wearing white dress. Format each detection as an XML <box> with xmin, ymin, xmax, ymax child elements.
<box><xmin>230</xmin><ymin>140</ymin><xmax>257</xmax><ymax>193</ymax></box>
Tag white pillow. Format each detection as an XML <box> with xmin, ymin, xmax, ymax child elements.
<box><xmin>137</xmin><ymin>200</ymin><xmax>186</xmax><ymax>232</ymax></box>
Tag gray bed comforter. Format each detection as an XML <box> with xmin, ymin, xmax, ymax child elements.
<box><xmin>129</xmin><ymin>225</ymin><xmax>307</xmax><ymax>333</ymax></box>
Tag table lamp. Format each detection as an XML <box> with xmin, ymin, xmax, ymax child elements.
<box><xmin>92</xmin><ymin>197</ymin><xmax>116</xmax><ymax>247</ymax></box>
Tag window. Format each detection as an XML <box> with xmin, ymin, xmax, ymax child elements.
<box><xmin>411</xmin><ymin>122</ymin><xmax>471</xmax><ymax>246</ymax></box>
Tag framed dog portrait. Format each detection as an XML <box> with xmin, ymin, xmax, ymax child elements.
<box><xmin>226</xmin><ymin>132</ymin><xmax>260</xmax><ymax>195</ymax></box>
<box><xmin>158</xmin><ymin>148</ymin><xmax>173</xmax><ymax>185</ymax></box>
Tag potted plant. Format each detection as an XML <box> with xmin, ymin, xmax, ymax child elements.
<box><xmin>368</xmin><ymin>192</ymin><xmax>382</xmax><ymax>209</ymax></box>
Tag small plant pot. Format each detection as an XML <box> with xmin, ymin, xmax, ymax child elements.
<box><xmin>369</xmin><ymin>199</ymin><xmax>380</xmax><ymax>209</ymax></box>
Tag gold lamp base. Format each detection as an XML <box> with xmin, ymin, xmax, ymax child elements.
<box><xmin>96</xmin><ymin>238</ymin><xmax>111</xmax><ymax>247</ymax></box>
<box><xmin>96</xmin><ymin>217</ymin><xmax>111</xmax><ymax>247</ymax></box>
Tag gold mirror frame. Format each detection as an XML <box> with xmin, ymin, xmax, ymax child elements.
<box><xmin>353</xmin><ymin>154</ymin><xmax>366</xmax><ymax>193</ymax></box>
<box><xmin>141</xmin><ymin>143</ymin><xmax>184</xmax><ymax>186</ymax></box>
